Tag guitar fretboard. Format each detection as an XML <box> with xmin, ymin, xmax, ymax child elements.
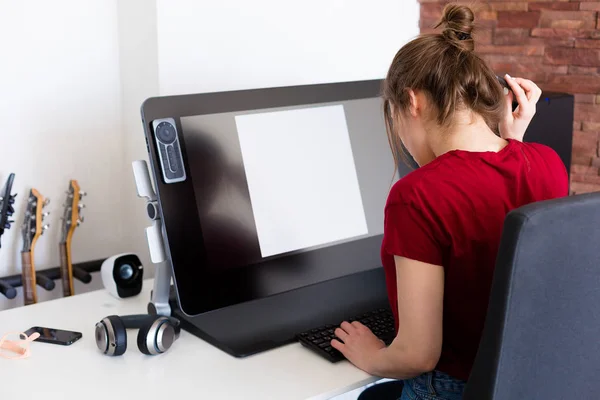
<box><xmin>59</xmin><ymin>242</ymin><xmax>74</xmax><ymax>297</ymax></box>
<box><xmin>21</xmin><ymin>251</ymin><xmax>37</xmax><ymax>305</ymax></box>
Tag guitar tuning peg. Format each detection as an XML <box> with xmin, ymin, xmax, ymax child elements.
<box><xmin>42</xmin><ymin>211</ymin><xmax>50</xmax><ymax>219</ymax></box>
<box><xmin>79</xmin><ymin>191</ymin><xmax>87</xmax><ymax>197</ymax></box>
<box><xmin>7</xmin><ymin>205</ymin><xmax>14</xmax><ymax>215</ymax></box>
<box><xmin>4</xmin><ymin>223</ymin><xmax>11</xmax><ymax>229</ymax></box>
<box><xmin>43</xmin><ymin>198</ymin><xmax>50</xmax><ymax>207</ymax></box>
<box><xmin>78</xmin><ymin>203</ymin><xmax>86</xmax><ymax>209</ymax></box>
<box><xmin>43</xmin><ymin>224</ymin><xmax>50</xmax><ymax>230</ymax></box>
<box><xmin>8</xmin><ymin>195</ymin><xmax>16</xmax><ymax>204</ymax></box>
<box><xmin>78</xmin><ymin>216</ymin><xmax>85</xmax><ymax>223</ymax></box>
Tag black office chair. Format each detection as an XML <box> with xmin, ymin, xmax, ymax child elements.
<box><xmin>464</xmin><ymin>192</ymin><xmax>600</xmax><ymax>399</ymax></box>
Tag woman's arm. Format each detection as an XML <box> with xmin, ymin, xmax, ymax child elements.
<box><xmin>332</xmin><ymin>255</ymin><xmax>444</xmax><ymax>379</ymax></box>
<box><xmin>370</xmin><ymin>255</ymin><xmax>444</xmax><ymax>378</ymax></box>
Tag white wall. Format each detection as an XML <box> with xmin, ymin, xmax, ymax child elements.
<box><xmin>0</xmin><ymin>0</ymin><xmax>125</xmax><ymax>309</ymax></box>
<box><xmin>0</xmin><ymin>0</ymin><xmax>419</xmax><ymax>310</ymax></box>
<box><xmin>156</xmin><ymin>0</ymin><xmax>419</xmax><ymax>95</ymax></box>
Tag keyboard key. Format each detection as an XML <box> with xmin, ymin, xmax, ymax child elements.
<box><xmin>318</xmin><ymin>342</ymin><xmax>329</xmax><ymax>348</ymax></box>
<box><xmin>313</xmin><ymin>338</ymin><xmax>324</xmax><ymax>345</ymax></box>
<box><xmin>307</xmin><ymin>336</ymin><xmax>316</xmax><ymax>341</ymax></box>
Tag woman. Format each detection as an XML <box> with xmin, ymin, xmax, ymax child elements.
<box><xmin>330</xmin><ymin>4</ymin><xmax>569</xmax><ymax>400</ymax></box>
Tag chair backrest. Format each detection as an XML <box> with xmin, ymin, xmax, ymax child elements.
<box><xmin>463</xmin><ymin>192</ymin><xmax>600</xmax><ymax>400</ymax></box>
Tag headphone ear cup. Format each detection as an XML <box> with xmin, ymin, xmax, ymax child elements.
<box><xmin>136</xmin><ymin>319</ymin><xmax>154</xmax><ymax>355</ymax></box>
<box><xmin>137</xmin><ymin>317</ymin><xmax>177</xmax><ymax>355</ymax></box>
<box><xmin>104</xmin><ymin>315</ymin><xmax>128</xmax><ymax>356</ymax></box>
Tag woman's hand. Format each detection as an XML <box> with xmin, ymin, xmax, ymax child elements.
<box><xmin>331</xmin><ymin>321</ymin><xmax>386</xmax><ymax>374</ymax></box>
<box><xmin>499</xmin><ymin>75</ymin><xmax>542</xmax><ymax>142</ymax></box>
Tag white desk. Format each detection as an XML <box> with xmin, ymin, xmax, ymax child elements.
<box><xmin>0</xmin><ymin>280</ymin><xmax>378</xmax><ymax>399</ymax></box>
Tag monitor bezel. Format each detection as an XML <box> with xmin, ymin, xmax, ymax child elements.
<box><xmin>140</xmin><ymin>79</ymin><xmax>384</xmax><ymax>316</ymax></box>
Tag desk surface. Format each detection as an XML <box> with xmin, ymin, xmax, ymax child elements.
<box><xmin>0</xmin><ymin>280</ymin><xmax>377</xmax><ymax>399</ymax></box>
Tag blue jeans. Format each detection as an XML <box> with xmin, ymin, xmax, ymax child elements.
<box><xmin>357</xmin><ymin>370</ymin><xmax>465</xmax><ymax>400</ymax></box>
<box><xmin>400</xmin><ymin>370</ymin><xmax>466</xmax><ymax>400</ymax></box>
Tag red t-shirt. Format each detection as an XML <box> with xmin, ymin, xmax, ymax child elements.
<box><xmin>381</xmin><ymin>139</ymin><xmax>569</xmax><ymax>381</ymax></box>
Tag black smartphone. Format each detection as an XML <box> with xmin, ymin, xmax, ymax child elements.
<box><xmin>24</xmin><ymin>326</ymin><xmax>82</xmax><ymax>346</ymax></box>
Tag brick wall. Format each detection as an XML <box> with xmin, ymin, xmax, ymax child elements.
<box><xmin>418</xmin><ymin>0</ymin><xmax>600</xmax><ymax>194</ymax></box>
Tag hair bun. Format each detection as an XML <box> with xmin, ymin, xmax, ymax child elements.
<box><xmin>435</xmin><ymin>4</ymin><xmax>475</xmax><ymax>51</ymax></box>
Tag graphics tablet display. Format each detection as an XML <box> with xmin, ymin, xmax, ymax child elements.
<box><xmin>141</xmin><ymin>80</ymin><xmax>407</xmax><ymax>316</ymax></box>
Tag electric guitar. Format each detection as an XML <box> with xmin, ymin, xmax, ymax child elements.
<box><xmin>0</xmin><ymin>173</ymin><xmax>17</xmax><ymax>248</ymax></box>
<box><xmin>59</xmin><ymin>180</ymin><xmax>85</xmax><ymax>297</ymax></box>
<box><xmin>21</xmin><ymin>189</ymin><xmax>50</xmax><ymax>305</ymax></box>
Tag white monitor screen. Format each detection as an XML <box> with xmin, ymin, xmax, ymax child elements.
<box><xmin>235</xmin><ymin>105</ymin><xmax>368</xmax><ymax>258</ymax></box>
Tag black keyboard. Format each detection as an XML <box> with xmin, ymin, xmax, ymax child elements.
<box><xmin>296</xmin><ymin>308</ymin><xmax>396</xmax><ymax>362</ymax></box>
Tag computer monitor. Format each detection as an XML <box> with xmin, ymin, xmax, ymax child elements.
<box><xmin>523</xmin><ymin>92</ymin><xmax>573</xmax><ymax>179</ymax></box>
<box><xmin>141</xmin><ymin>80</ymin><xmax>407</xmax><ymax>318</ymax></box>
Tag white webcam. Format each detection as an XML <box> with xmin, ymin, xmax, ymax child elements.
<box><xmin>101</xmin><ymin>253</ymin><xmax>144</xmax><ymax>299</ymax></box>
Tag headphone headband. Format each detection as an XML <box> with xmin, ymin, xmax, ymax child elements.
<box><xmin>119</xmin><ymin>314</ymin><xmax>180</xmax><ymax>330</ymax></box>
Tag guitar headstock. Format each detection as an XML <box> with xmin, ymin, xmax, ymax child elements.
<box><xmin>60</xmin><ymin>180</ymin><xmax>86</xmax><ymax>243</ymax></box>
<box><xmin>0</xmin><ymin>173</ymin><xmax>17</xmax><ymax>248</ymax></box>
<box><xmin>20</xmin><ymin>189</ymin><xmax>50</xmax><ymax>252</ymax></box>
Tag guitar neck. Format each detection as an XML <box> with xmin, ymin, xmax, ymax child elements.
<box><xmin>59</xmin><ymin>241</ymin><xmax>75</xmax><ymax>297</ymax></box>
<box><xmin>21</xmin><ymin>251</ymin><xmax>38</xmax><ymax>305</ymax></box>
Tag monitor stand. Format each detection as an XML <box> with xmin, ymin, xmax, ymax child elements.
<box><xmin>158</xmin><ymin>267</ymin><xmax>389</xmax><ymax>358</ymax></box>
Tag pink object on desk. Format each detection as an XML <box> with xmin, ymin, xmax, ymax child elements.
<box><xmin>0</xmin><ymin>331</ymin><xmax>40</xmax><ymax>359</ymax></box>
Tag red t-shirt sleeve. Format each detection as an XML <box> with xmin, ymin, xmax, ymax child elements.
<box><xmin>383</xmin><ymin>202</ymin><xmax>443</xmax><ymax>266</ymax></box>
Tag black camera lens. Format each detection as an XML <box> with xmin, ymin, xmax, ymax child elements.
<box><xmin>156</xmin><ymin>122</ymin><xmax>177</xmax><ymax>144</ymax></box>
<box><xmin>119</xmin><ymin>264</ymin><xmax>134</xmax><ymax>280</ymax></box>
